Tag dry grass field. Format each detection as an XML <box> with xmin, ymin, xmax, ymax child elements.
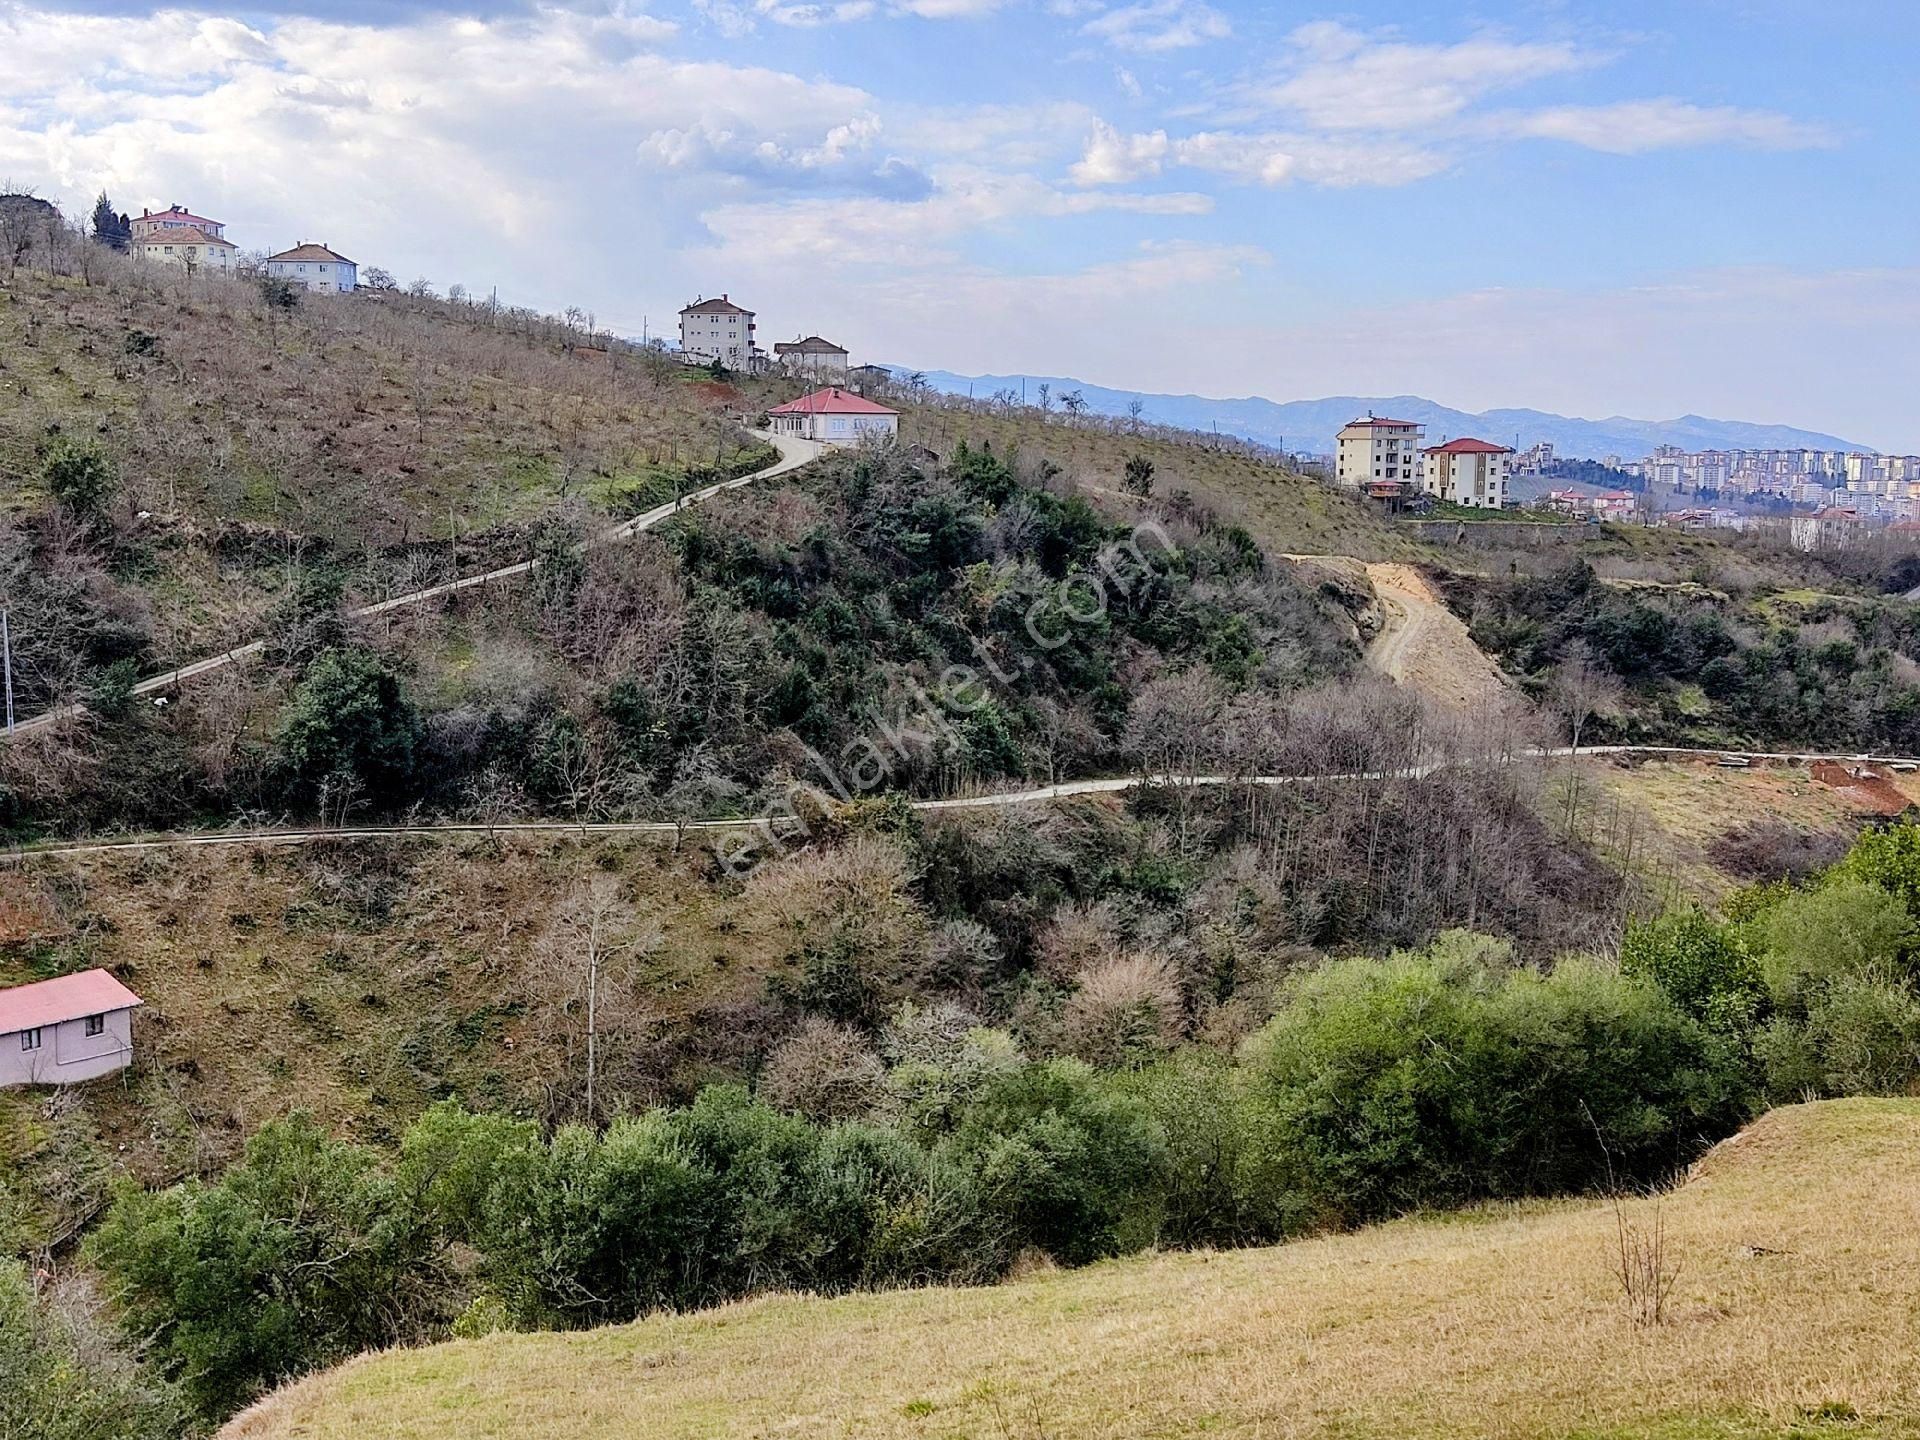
<box><xmin>225</xmin><ymin>1098</ymin><xmax>1920</xmax><ymax>1440</ymax></box>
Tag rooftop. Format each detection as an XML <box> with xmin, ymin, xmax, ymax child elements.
<box><xmin>137</xmin><ymin>206</ymin><xmax>223</xmax><ymax>227</ymax></box>
<box><xmin>682</xmin><ymin>295</ymin><xmax>753</xmax><ymax>316</ymax></box>
<box><xmin>266</xmin><ymin>242</ymin><xmax>356</xmax><ymax>264</ymax></box>
<box><xmin>136</xmin><ymin>226</ymin><xmax>234</xmax><ymax>249</ymax></box>
<box><xmin>1425</xmin><ymin>438</ymin><xmax>1514</xmax><ymax>455</ymax></box>
<box><xmin>0</xmin><ymin>969</ymin><xmax>141</xmax><ymax>1034</ymax></box>
<box><xmin>773</xmin><ymin>336</ymin><xmax>850</xmax><ymax>355</ymax></box>
<box><xmin>768</xmin><ymin>387</ymin><xmax>900</xmax><ymax>417</ymax></box>
<box><xmin>1343</xmin><ymin>416</ymin><xmax>1422</xmax><ymax>430</ymax></box>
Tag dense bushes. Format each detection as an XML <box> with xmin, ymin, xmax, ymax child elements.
<box><xmin>93</xmin><ymin>928</ymin><xmax>1751</xmax><ymax>1425</ymax></box>
<box><xmin>0</xmin><ymin>1262</ymin><xmax>181</xmax><ymax>1440</ymax></box>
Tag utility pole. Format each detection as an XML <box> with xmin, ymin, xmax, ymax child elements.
<box><xmin>2</xmin><ymin>606</ymin><xmax>13</xmax><ymax>736</ymax></box>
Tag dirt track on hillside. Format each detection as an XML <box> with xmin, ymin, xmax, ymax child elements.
<box><xmin>1362</xmin><ymin>562</ymin><xmax>1511</xmax><ymax>713</ymax></box>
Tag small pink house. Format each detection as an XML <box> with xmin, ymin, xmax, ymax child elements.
<box><xmin>0</xmin><ymin>969</ymin><xmax>142</xmax><ymax>1087</ymax></box>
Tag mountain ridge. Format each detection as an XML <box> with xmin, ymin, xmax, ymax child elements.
<box><xmin>888</xmin><ymin>369</ymin><xmax>1872</xmax><ymax>460</ymax></box>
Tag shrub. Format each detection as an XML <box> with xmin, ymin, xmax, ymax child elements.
<box><xmin>946</xmin><ymin>1058</ymin><xmax>1165</xmax><ymax>1264</ymax></box>
<box><xmin>1241</xmin><ymin>951</ymin><xmax>1734</xmax><ymax>1226</ymax></box>
<box><xmin>0</xmin><ymin>1262</ymin><xmax>182</xmax><ymax>1440</ymax></box>
<box><xmin>88</xmin><ymin>1114</ymin><xmax>445</xmax><ymax>1422</ymax></box>
<box><xmin>40</xmin><ymin>438</ymin><xmax>115</xmax><ymax>518</ymax></box>
<box><xmin>1831</xmin><ymin>821</ymin><xmax>1920</xmax><ymax>915</ymax></box>
<box><xmin>1619</xmin><ymin>908</ymin><xmax>1767</xmax><ymax>1032</ymax></box>
<box><xmin>1748</xmin><ymin>878</ymin><xmax>1914</xmax><ymax>1009</ymax></box>
<box><xmin>760</xmin><ymin>1018</ymin><xmax>888</xmax><ymax>1121</ymax></box>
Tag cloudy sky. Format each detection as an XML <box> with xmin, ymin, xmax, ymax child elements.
<box><xmin>3</xmin><ymin>0</ymin><xmax>1916</xmax><ymax>447</ymax></box>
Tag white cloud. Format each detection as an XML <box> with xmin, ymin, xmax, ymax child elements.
<box><xmin>1068</xmin><ymin>119</ymin><xmax>1170</xmax><ymax>184</ymax></box>
<box><xmin>1498</xmin><ymin>99</ymin><xmax>1836</xmax><ymax>154</ymax></box>
<box><xmin>1246</xmin><ymin>21</ymin><xmax>1597</xmax><ymax>132</ymax></box>
<box><xmin>893</xmin><ymin>0</ymin><xmax>1009</xmax><ymax>16</ymax></box>
<box><xmin>1081</xmin><ymin>0</ymin><xmax>1229</xmax><ymax>54</ymax></box>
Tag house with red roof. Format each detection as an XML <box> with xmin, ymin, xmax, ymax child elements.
<box><xmin>0</xmin><ymin>969</ymin><xmax>141</xmax><ymax>1087</ymax></box>
<box><xmin>1336</xmin><ymin>415</ymin><xmax>1424</xmax><ymax>491</ymax></box>
<box><xmin>131</xmin><ymin>204</ymin><xmax>236</xmax><ymax>277</ymax></box>
<box><xmin>1422</xmin><ymin>437</ymin><xmax>1515</xmax><ymax>509</ymax></box>
<box><xmin>768</xmin><ymin>387</ymin><xmax>900</xmax><ymax>445</ymax></box>
<box><xmin>263</xmin><ymin>242</ymin><xmax>358</xmax><ymax>294</ymax></box>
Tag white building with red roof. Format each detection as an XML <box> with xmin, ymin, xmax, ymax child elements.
<box><xmin>263</xmin><ymin>242</ymin><xmax>358</xmax><ymax>294</ymax></box>
<box><xmin>0</xmin><ymin>969</ymin><xmax>141</xmax><ymax>1087</ymax></box>
<box><xmin>131</xmin><ymin>204</ymin><xmax>236</xmax><ymax>277</ymax></box>
<box><xmin>1336</xmin><ymin>415</ymin><xmax>1425</xmax><ymax>490</ymax></box>
<box><xmin>1422</xmin><ymin>437</ymin><xmax>1514</xmax><ymax>508</ymax></box>
<box><xmin>768</xmin><ymin>387</ymin><xmax>900</xmax><ymax>445</ymax></box>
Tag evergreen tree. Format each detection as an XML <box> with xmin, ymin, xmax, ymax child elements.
<box><xmin>89</xmin><ymin>190</ymin><xmax>130</xmax><ymax>251</ymax></box>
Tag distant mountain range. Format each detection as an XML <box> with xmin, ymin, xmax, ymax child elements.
<box><xmin>889</xmin><ymin>368</ymin><xmax>1870</xmax><ymax>461</ymax></box>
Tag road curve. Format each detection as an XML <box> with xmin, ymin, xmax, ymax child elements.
<box><xmin>5</xmin><ymin>744</ymin><xmax>1913</xmax><ymax>863</ymax></box>
<box><xmin>10</xmin><ymin>430</ymin><xmax>825</xmax><ymax>738</ymax></box>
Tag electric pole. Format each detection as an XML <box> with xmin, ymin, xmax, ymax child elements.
<box><xmin>2</xmin><ymin>606</ymin><xmax>13</xmax><ymax>736</ymax></box>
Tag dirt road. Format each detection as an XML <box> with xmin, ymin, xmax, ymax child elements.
<box><xmin>1361</xmin><ymin>562</ymin><xmax>1511</xmax><ymax>712</ymax></box>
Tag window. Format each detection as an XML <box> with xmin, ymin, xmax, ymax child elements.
<box><xmin>86</xmin><ymin>1014</ymin><xmax>105</xmax><ymax>1036</ymax></box>
<box><xmin>20</xmin><ymin>1028</ymin><xmax>41</xmax><ymax>1052</ymax></box>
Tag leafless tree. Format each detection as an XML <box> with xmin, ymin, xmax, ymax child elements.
<box><xmin>537</xmin><ymin>872</ymin><xmax>660</xmax><ymax>1122</ymax></box>
<box><xmin>1549</xmin><ymin>639</ymin><xmax>1623</xmax><ymax>753</ymax></box>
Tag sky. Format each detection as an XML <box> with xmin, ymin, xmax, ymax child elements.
<box><xmin>2</xmin><ymin>0</ymin><xmax>1917</xmax><ymax>448</ymax></box>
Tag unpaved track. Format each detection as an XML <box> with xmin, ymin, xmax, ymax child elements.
<box><xmin>10</xmin><ymin>430</ymin><xmax>823</xmax><ymax>737</ymax></box>
<box><xmin>1361</xmin><ymin>562</ymin><xmax>1509</xmax><ymax>711</ymax></box>
<box><xmin>7</xmin><ymin>746</ymin><xmax>1915</xmax><ymax>863</ymax></box>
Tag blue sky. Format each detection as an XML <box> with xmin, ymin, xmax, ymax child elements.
<box><xmin>3</xmin><ymin>0</ymin><xmax>1916</xmax><ymax>447</ymax></box>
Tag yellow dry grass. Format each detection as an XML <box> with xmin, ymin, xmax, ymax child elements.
<box><xmin>226</xmin><ymin>1099</ymin><xmax>1920</xmax><ymax>1440</ymax></box>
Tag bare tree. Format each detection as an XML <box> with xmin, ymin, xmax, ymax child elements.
<box><xmin>1548</xmin><ymin>639</ymin><xmax>1623</xmax><ymax>753</ymax></box>
<box><xmin>537</xmin><ymin>872</ymin><xmax>660</xmax><ymax>1122</ymax></box>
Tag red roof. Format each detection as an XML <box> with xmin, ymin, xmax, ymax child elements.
<box><xmin>768</xmin><ymin>387</ymin><xmax>899</xmax><ymax>416</ymax></box>
<box><xmin>137</xmin><ymin>208</ymin><xmax>223</xmax><ymax>227</ymax></box>
<box><xmin>1424</xmin><ymin>438</ymin><xmax>1513</xmax><ymax>455</ymax></box>
<box><xmin>0</xmin><ymin>969</ymin><xmax>141</xmax><ymax>1034</ymax></box>
<box><xmin>137</xmin><ymin>226</ymin><xmax>234</xmax><ymax>249</ymax></box>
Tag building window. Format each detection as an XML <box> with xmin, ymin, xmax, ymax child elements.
<box><xmin>85</xmin><ymin>1014</ymin><xmax>106</xmax><ymax>1036</ymax></box>
<box><xmin>20</xmin><ymin>1028</ymin><xmax>41</xmax><ymax>1052</ymax></box>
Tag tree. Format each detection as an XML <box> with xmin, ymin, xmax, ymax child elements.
<box><xmin>361</xmin><ymin>266</ymin><xmax>396</xmax><ymax>291</ymax></box>
<box><xmin>1122</xmin><ymin>453</ymin><xmax>1155</xmax><ymax>498</ymax></box>
<box><xmin>1126</xmin><ymin>398</ymin><xmax>1146</xmax><ymax>430</ymax></box>
<box><xmin>0</xmin><ymin>1262</ymin><xmax>182</xmax><ymax>1440</ymax></box>
<box><xmin>1060</xmin><ymin>389</ymin><xmax>1088</xmax><ymax>423</ymax></box>
<box><xmin>1548</xmin><ymin>638</ymin><xmax>1622</xmax><ymax>751</ymax></box>
<box><xmin>274</xmin><ymin>648</ymin><xmax>421</xmax><ymax>807</ymax></box>
<box><xmin>88</xmin><ymin>191</ymin><xmax>130</xmax><ymax>251</ymax></box>
<box><xmin>407</xmin><ymin>276</ymin><xmax>435</xmax><ymax>298</ymax></box>
<box><xmin>537</xmin><ymin>872</ymin><xmax>660</xmax><ymax>1122</ymax></box>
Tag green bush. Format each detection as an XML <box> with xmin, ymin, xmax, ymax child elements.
<box><xmin>1831</xmin><ymin>821</ymin><xmax>1920</xmax><ymax>916</ymax></box>
<box><xmin>40</xmin><ymin>438</ymin><xmax>116</xmax><ymax>518</ymax></box>
<box><xmin>1241</xmin><ymin>952</ymin><xmax>1735</xmax><ymax>1226</ymax></box>
<box><xmin>1748</xmin><ymin>878</ymin><xmax>1914</xmax><ymax>1009</ymax></box>
<box><xmin>88</xmin><ymin>1114</ymin><xmax>445</xmax><ymax>1423</ymax></box>
<box><xmin>1620</xmin><ymin>908</ymin><xmax>1766</xmax><ymax>1031</ymax></box>
<box><xmin>275</xmin><ymin>647</ymin><xmax>422</xmax><ymax>807</ymax></box>
<box><xmin>0</xmin><ymin>1261</ymin><xmax>182</xmax><ymax>1440</ymax></box>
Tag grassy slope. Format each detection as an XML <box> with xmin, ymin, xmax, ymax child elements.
<box><xmin>0</xmin><ymin>826</ymin><xmax>824</xmax><ymax>1242</ymax></box>
<box><xmin>225</xmin><ymin>1099</ymin><xmax>1920</xmax><ymax>1440</ymax></box>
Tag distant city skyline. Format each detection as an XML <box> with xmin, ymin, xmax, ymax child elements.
<box><xmin>2</xmin><ymin>0</ymin><xmax>1915</xmax><ymax>447</ymax></box>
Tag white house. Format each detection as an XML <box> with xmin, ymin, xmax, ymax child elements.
<box><xmin>679</xmin><ymin>295</ymin><xmax>757</xmax><ymax>368</ymax></box>
<box><xmin>0</xmin><ymin>969</ymin><xmax>141</xmax><ymax>1087</ymax></box>
<box><xmin>768</xmin><ymin>387</ymin><xmax>900</xmax><ymax>445</ymax></box>
<box><xmin>1335</xmin><ymin>416</ymin><xmax>1425</xmax><ymax>489</ymax></box>
<box><xmin>1422</xmin><ymin>438</ymin><xmax>1514</xmax><ymax>508</ymax></box>
<box><xmin>131</xmin><ymin>205</ymin><xmax>236</xmax><ymax>277</ymax></box>
<box><xmin>772</xmin><ymin>335</ymin><xmax>850</xmax><ymax>378</ymax></box>
<box><xmin>263</xmin><ymin>243</ymin><xmax>358</xmax><ymax>293</ymax></box>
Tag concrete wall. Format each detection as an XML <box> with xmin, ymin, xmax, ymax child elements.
<box><xmin>0</xmin><ymin>1008</ymin><xmax>134</xmax><ymax>1087</ymax></box>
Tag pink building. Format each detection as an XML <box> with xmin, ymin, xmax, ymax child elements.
<box><xmin>0</xmin><ymin>969</ymin><xmax>141</xmax><ymax>1086</ymax></box>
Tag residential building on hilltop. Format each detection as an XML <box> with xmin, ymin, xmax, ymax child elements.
<box><xmin>0</xmin><ymin>969</ymin><xmax>142</xmax><ymax>1087</ymax></box>
<box><xmin>263</xmin><ymin>242</ymin><xmax>358</xmax><ymax>293</ymax></box>
<box><xmin>1423</xmin><ymin>438</ymin><xmax>1513</xmax><ymax>508</ymax></box>
<box><xmin>131</xmin><ymin>204</ymin><xmax>236</xmax><ymax>277</ymax></box>
<box><xmin>1335</xmin><ymin>416</ymin><xmax>1424</xmax><ymax>490</ymax></box>
<box><xmin>773</xmin><ymin>335</ymin><xmax>850</xmax><ymax>377</ymax></box>
<box><xmin>679</xmin><ymin>295</ymin><xmax>757</xmax><ymax>368</ymax></box>
<box><xmin>768</xmin><ymin>387</ymin><xmax>899</xmax><ymax>445</ymax></box>
<box><xmin>131</xmin><ymin>205</ymin><xmax>226</xmax><ymax>242</ymax></box>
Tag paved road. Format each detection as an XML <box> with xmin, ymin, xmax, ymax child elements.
<box><xmin>9</xmin><ymin>431</ymin><xmax>824</xmax><ymax>738</ymax></box>
<box><xmin>5</xmin><ymin>744</ymin><xmax>1912</xmax><ymax>863</ymax></box>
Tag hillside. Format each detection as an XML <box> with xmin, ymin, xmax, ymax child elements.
<box><xmin>901</xmin><ymin>369</ymin><xmax>1871</xmax><ymax>458</ymax></box>
<box><xmin>224</xmin><ymin>1098</ymin><xmax>1920</xmax><ymax>1440</ymax></box>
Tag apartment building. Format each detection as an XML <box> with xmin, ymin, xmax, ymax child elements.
<box><xmin>1422</xmin><ymin>438</ymin><xmax>1513</xmax><ymax>508</ymax></box>
<box><xmin>1335</xmin><ymin>415</ymin><xmax>1424</xmax><ymax>489</ymax></box>
<box><xmin>679</xmin><ymin>295</ymin><xmax>757</xmax><ymax>368</ymax></box>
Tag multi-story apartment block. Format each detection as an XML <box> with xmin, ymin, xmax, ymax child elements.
<box><xmin>1335</xmin><ymin>415</ymin><xmax>1424</xmax><ymax>489</ymax></box>
<box><xmin>1422</xmin><ymin>438</ymin><xmax>1513</xmax><ymax>508</ymax></box>
<box><xmin>679</xmin><ymin>295</ymin><xmax>757</xmax><ymax>368</ymax></box>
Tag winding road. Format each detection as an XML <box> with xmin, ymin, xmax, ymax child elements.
<box><xmin>9</xmin><ymin>430</ymin><xmax>824</xmax><ymax>738</ymax></box>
